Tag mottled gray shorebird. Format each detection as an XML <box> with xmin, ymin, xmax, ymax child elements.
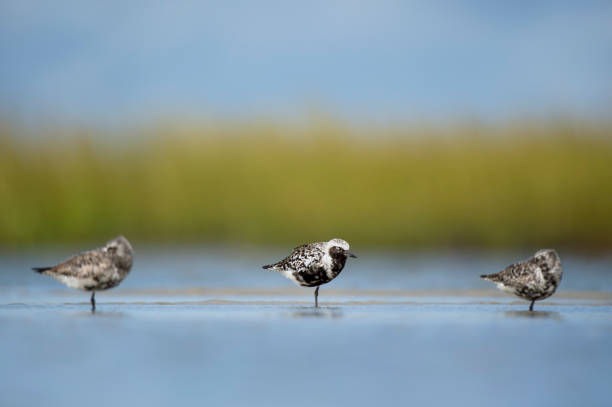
<box><xmin>480</xmin><ymin>249</ymin><xmax>562</xmax><ymax>311</ymax></box>
<box><xmin>262</xmin><ymin>238</ymin><xmax>357</xmax><ymax>307</ymax></box>
<box><xmin>33</xmin><ymin>236</ymin><xmax>133</xmax><ymax>311</ymax></box>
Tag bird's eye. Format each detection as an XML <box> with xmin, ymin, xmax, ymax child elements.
<box><xmin>107</xmin><ymin>246</ymin><xmax>117</xmax><ymax>254</ymax></box>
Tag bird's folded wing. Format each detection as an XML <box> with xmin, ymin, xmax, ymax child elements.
<box><xmin>295</xmin><ymin>246</ymin><xmax>325</xmax><ymax>270</ymax></box>
<box><xmin>499</xmin><ymin>261</ymin><xmax>539</xmax><ymax>286</ymax></box>
<box><xmin>51</xmin><ymin>250</ymin><xmax>112</xmax><ymax>278</ymax></box>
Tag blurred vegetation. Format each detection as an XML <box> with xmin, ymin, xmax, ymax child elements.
<box><xmin>1</xmin><ymin>119</ymin><xmax>611</xmax><ymax>250</ymax></box>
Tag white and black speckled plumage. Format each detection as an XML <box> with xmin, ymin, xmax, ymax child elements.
<box><xmin>480</xmin><ymin>249</ymin><xmax>562</xmax><ymax>311</ymax></box>
<box><xmin>262</xmin><ymin>238</ymin><xmax>356</xmax><ymax>306</ymax></box>
<box><xmin>33</xmin><ymin>236</ymin><xmax>133</xmax><ymax>310</ymax></box>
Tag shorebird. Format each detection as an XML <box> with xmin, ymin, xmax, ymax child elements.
<box><xmin>480</xmin><ymin>249</ymin><xmax>562</xmax><ymax>311</ymax></box>
<box><xmin>33</xmin><ymin>236</ymin><xmax>133</xmax><ymax>311</ymax></box>
<box><xmin>262</xmin><ymin>238</ymin><xmax>357</xmax><ymax>307</ymax></box>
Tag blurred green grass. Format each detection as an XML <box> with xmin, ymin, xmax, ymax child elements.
<box><xmin>1</xmin><ymin>120</ymin><xmax>611</xmax><ymax>249</ymax></box>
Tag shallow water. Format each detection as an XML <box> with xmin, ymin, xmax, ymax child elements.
<box><xmin>1</xmin><ymin>248</ymin><xmax>611</xmax><ymax>407</ymax></box>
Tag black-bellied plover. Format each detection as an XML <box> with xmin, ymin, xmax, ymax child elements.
<box><xmin>33</xmin><ymin>236</ymin><xmax>133</xmax><ymax>311</ymax></box>
<box><xmin>480</xmin><ymin>249</ymin><xmax>562</xmax><ymax>311</ymax></box>
<box><xmin>262</xmin><ymin>238</ymin><xmax>357</xmax><ymax>307</ymax></box>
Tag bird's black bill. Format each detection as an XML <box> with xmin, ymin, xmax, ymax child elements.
<box><xmin>346</xmin><ymin>251</ymin><xmax>357</xmax><ymax>258</ymax></box>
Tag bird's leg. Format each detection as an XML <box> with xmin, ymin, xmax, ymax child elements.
<box><xmin>91</xmin><ymin>291</ymin><xmax>96</xmax><ymax>312</ymax></box>
<box><xmin>529</xmin><ymin>300</ymin><xmax>534</xmax><ymax>312</ymax></box>
<box><xmin>314</xmin><ymin>286</ymin><xmax>319</xmax><ymax>308</ymax></box>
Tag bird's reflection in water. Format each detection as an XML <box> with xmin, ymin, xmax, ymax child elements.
<box><xmin>503</xmin><ymin>310</ymin><xmax>562</xmax><ymax>320</ymax></box>
<box><xmin>64</xmin><ymin>305</ymin><xmax>125</xmax><ymax>318</ymax></box>
<box><xmin>289</xmin><ymin>306</ymin><xmax>343</xmax><ymax>319</ymax></box>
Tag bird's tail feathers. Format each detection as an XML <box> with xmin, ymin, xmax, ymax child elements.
<box><xmin>262</xmin><ymin>264</ymin><xmax>278</xmax><ymax>271</ymax></box>
<box><xmin>32</xmin><ymin>266</ymin><xmax>52</xmax><ymax>274</ymax></box>
<box><xmin>480</xmin><ymin>273</ymin><xmax>500</xmax><ymax>282</ymax></box>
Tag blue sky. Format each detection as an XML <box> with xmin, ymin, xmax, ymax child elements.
<box><xmin>1</xmin><ymin>1</ymin><xmax>611</xmax><ymax>125</ymax></box>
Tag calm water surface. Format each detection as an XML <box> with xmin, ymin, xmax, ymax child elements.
<box><xmin>1</xmin><ymin>247</ymin><xmax>611</xmax><ymax>407</ymax></box>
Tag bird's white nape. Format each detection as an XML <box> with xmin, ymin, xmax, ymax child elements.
<box><xmin>327</xmin><ymin>238</ymin><xmax>350</xmax><ymax>251</ymax></box>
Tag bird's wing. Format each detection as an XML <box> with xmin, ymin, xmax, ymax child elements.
<box><xmin>495</xmin><ymin>259</ymin><xmax>540</xmax><ymax>287</ymax></box>
<box><xmin>267</xmin><ymin>243</ymin><xmax>322</xmax><ymax>271</ymax></box>
<box><xmin>291</xmin><ymin>243</ymin><xmax>325</xmax><ymax>271</ymax></box>
<box><xmin>47</xmin><ymin>249</ymin><xmax>112</xmax><ymax>279</ymax></box>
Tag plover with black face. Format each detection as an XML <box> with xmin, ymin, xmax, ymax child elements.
<box><xmin>262</xmin><ymin>238</ymin><xmax>357</xmax><ymax>307</ymax></box>
<box><xmin>33</xmin><ymin>236</ymin><xmax>134</xmax><ymax>311</ymax></box>
<box><xmin>480</xmin><ymin>249</ymin><xmax>562</xmax><ymax>311</ymax></box>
